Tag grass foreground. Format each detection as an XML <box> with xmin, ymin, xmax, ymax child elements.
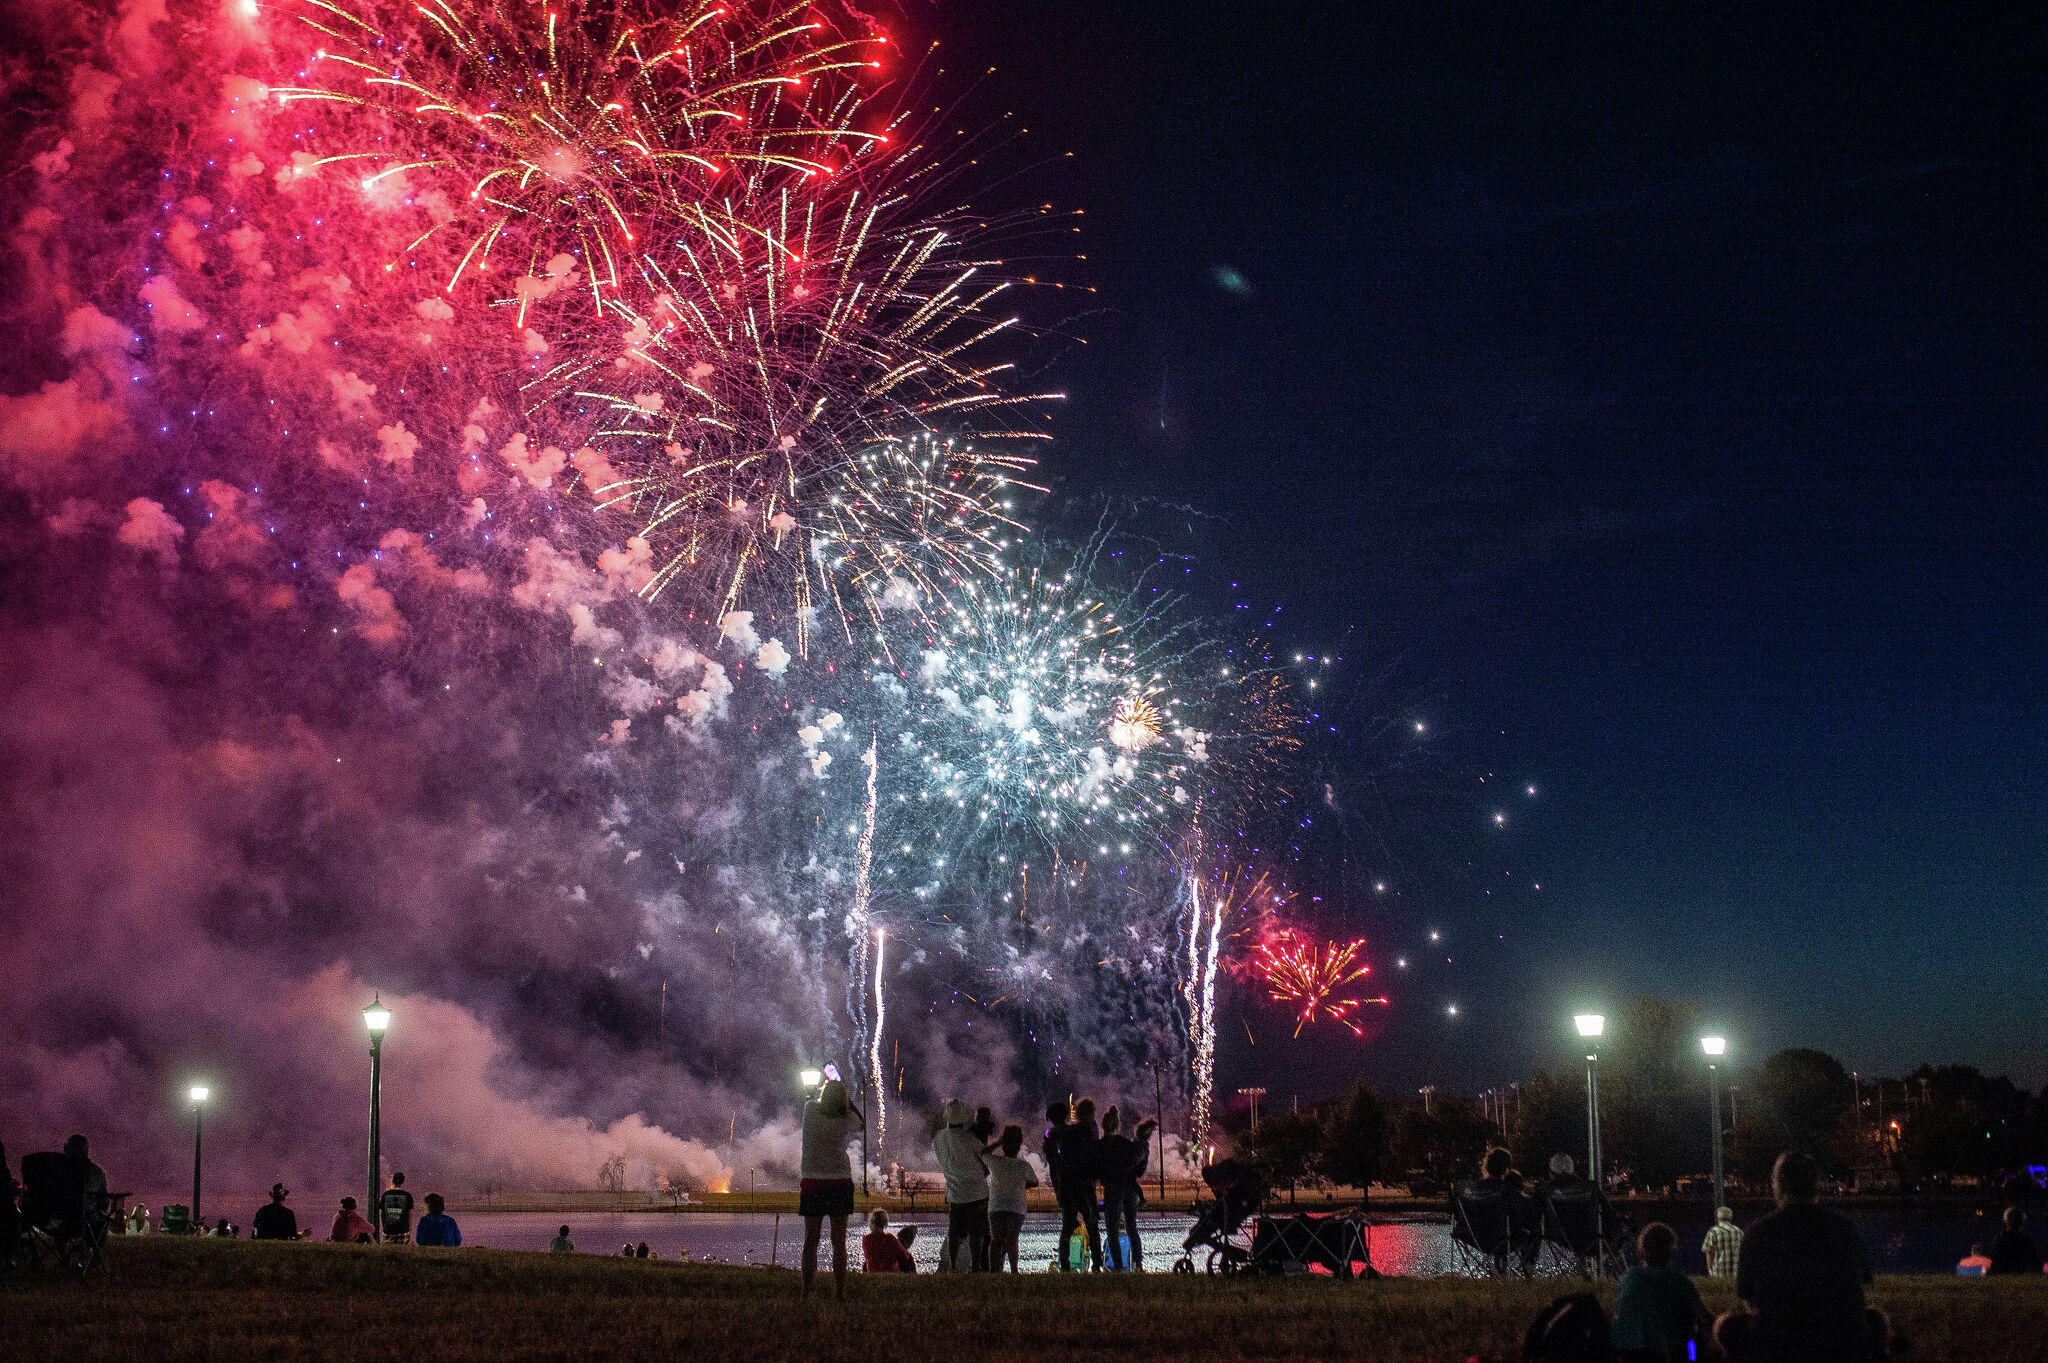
<box><xmin>2</xmin><ymin>1238</ymin><xmax>2045</xmax><ymax>1362</ymax></box>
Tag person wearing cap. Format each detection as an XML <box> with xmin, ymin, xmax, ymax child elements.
<box><xmin>413</xmin><ymin>1193</ymin><xmax>461</xmax><ymax>1247</ymax></box>
<box><xmin>330</xmin><ymin>1196</ymin><xmax>374</xmax><ymax>1243</ymax></box>
<box><xmin>934</xmin><ymin>1098</ymin><xmax>991</xmax><ymax>1272</ymax></box>
<box><xmin>252</xmin><ymin>1183</ymin><xmax>299</xmax><ymax>1241</ymax></box>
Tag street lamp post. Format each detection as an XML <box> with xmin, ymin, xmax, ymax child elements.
<box><xmin>1151</xmin><ymin>1061</ymin><xmax>1167</xmax><ymax>1208</ymax></box>
<box><xmin>1701</xmin><ymin>1036</ymin><xmax>1728</xmax><ymax>1211</ymax></box>
<box><xmin>1574</xmin><ymin>1013</ymin><xmax>1607</xmax><ymax>1274</ymax></box>
<box><xmin>364</xmin><ymin>996</ymin><xmax>391</xmax><ymax>1242</ymax></box>
<box><xmin>189</xmin><ymin>1085</ymin><xmax>209</xmax><ymax>1227</ymax></box>
<box><xmin>1574</xmin><ymin>1015</ymin><xmax>1605</xmax><ymax>1191</ymax></box>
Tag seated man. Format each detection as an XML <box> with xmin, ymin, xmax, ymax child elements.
<box><xmin>252</xmin><ymin>1184</ymin><xmax>299</xmax><ymax>1241</ymax></box>
<box><xmin>28</xmin><ymin>1136</ymin><xmax>115</xmax><ymax>1255</ymax></box>
<box><xmin>1736</xmin><ymin>1151</ymin><xmax>1872</xmax><ymax>1363</ymax></box>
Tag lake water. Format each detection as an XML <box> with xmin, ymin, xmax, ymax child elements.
<box><xmin>454</xmin><ymin>1204</ymin><xmax>2011</xmax><ymax>1276</ymax></box>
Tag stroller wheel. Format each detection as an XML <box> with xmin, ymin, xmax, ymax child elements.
<box><xmin>1172</xmin><ymin>1257</ymin><xmax>1193</xmax><ymax>1275</ymax></box>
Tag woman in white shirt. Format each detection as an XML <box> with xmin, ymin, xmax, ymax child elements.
<box><xmin>984</xmin><ymin>1124</ymin><xmax>1041</xmax><ymax>1272</ymax></box>
<box><xmin>799</xmin><ymin>1079</ymin><xmax>864</xmax><ymax>1300</ymax></box>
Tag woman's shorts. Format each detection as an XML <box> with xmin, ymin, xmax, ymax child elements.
<box><xmin>947</xmin><ymin>1198</ymin><xmax>990</xmax><ymax>1238</ymax></box>
<box><xmin>799</xmin><ymin>1180</ymin><xmax>855</xmax><ymax>1219</ymax></box>
<box><xmin>990</xmin><ymin>1210</ymin><xmax>1025</xmax><ymax>1240</ymax></box>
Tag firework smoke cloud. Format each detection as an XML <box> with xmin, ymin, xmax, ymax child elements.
<box><xmin>0</xmin><ymin>0</ymin><xmax>1325</xmax><ymax>1200</ymax></box>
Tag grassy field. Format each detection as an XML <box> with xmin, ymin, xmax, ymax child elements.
<box><xmin>2</xmin><ymin>1238</ymin><xmax>2044</xmax><ymax>1362</ymax></box>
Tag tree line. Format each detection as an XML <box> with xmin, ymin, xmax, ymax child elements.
<box><xmin>1231</xmin><ymin>996</ymin><xmax>2048</xmax><ymax>1197</ymax></box>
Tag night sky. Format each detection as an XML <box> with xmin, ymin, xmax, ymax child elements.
<box><xmin>934</xmin><ymin>0</ymin><xmax>2047</xmax><ymax>1096</ymax></box>
<box><xmin>4</xmin><ymin>0</ymin><xmax>2041</xmax><ymax>1198</ymax></box>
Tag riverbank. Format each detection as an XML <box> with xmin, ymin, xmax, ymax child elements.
<box><xmin>4</xmin><ymin>1238</ymin><xmax>2044</xmax><ymax>1362</ymax></box>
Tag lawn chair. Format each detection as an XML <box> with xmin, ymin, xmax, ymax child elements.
<box><xmin>18</xmin><ymin>1152</ymin><xmax>123</xmax><ymax>1275</ymax></box>
<box><xmin>1535</xmin><ymin>1182</ymin><xmax>1631</xmax><ymax>1278</ymax></box>
<box><xmin>159</xmin><ymin>1204</ymin><xmax>197</xmax><ymax>1236</ymax></box>
<box><xmin>1448</xmin><ymin>1180</ymin><xmax>1522</xmax><ymax>1276</ymax></box>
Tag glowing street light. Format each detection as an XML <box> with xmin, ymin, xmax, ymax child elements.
<box><xmin>1573</xmin><ymin>1013</ymin><xmax>1605</xmax><ymax>1190</ymax></box>
<box><xmin>1572</xmin><ymin>1012</ymin><xmax>1608</xmax><ymax>1272</ymax></box>
<box><xmin>1702</xmin><ymin>1036</ymin><xmax>1729</xmax><ymax>1211</ymax></box>
<box><xmin>364</xmin><ymin>995</ymin><xmax>390</xmax><ymax>1241</ymax></box>
<box><xmin>189</xmin><ymin>1084</ymin><xmax>209</xmax><ymax>1228</ymax></box>
<box><xmin>799</xmin><ymin>1067</ymin><xmax>823</xmax><ymax>1089</ymax></box>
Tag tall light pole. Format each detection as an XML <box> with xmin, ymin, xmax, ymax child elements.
<box><xmin>1150</xmin><ymin>1061</ymin><xmax>1167</xmax><ymax>1207</ymax></box>
<box><xmin>1238</xmin><ymin>1087</ymin><xmax>1266</xmax><ymax>1131</ymax></box>
<box><xmin>1701</xmin><ymin>1036</ymin><xmax>1727</xmax><ymax>1211</ymax></box>
<box><xmin>1574</xmin><ymin>1014</ymin><xmax>1605</xmax><ymax>1191</ymax></box>
<box><xmin>364</xmin><ymin>995</ymin><xmax>391</xmax><ymax>1242</ymax></box>
<box><xmin>189</xmin><ymin>1085</ymin><xmax>209</xmax><ymax>1228</ymax></box>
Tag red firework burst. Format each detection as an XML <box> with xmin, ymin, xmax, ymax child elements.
<box><xmin>1250</xmin><ymin>931</ymin><xmax>1389</xmax><ymax>1037</ymax></box>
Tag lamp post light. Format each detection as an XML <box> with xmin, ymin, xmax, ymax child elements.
<box><xmin>189</xmin><ymin>1085</ymin><xmax>209</xmax><ymax>1228</ymax></box>
<box><xmin>364</xmin><ymin>995</ymin><xmax>390</xmax><ymax>1242</ymax></box>
<box><xmin>1701</xmin><ymin>1036</ymin><xmax>1728</xmax><ymax>1212</ymax></box>
<box><xmin>799</xmin><ymin>1066</ymin><xmax>823</xmax><ymax>1090</ymax></box>
<box><xmin>1574</xmin><ymin>1014</ymin><xmax>1605</xmax><ymax>1192</ymax></box>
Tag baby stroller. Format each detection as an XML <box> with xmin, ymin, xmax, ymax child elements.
<box><xmin>1173</xmin><ymin>1159</ymin><xmax>1269</xmax><ymax>1275</ymax></box>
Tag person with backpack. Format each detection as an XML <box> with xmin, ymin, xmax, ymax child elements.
<box><xmin>378</xmin><ymin>1171</ymin><xmax>415</xmax><ymax>1243</ymax></box>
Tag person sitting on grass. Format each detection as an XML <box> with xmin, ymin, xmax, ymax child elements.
<box><xmin>330</xmin><ymin>1197</ymin><xmax>373</xmax><ymax>1244</ymax></box>
<box><xmin>550</xmin><ymin>1225</ymin><xmax>574</xmax><ymax>1253</ymax></box>
<box><xmin>212</xmin><ymin>1218</ymin><xmax>236</xmax><ymax>1237</ymax></box>
<box><xmin>798</xmin><ymin>1076</ymin><xmax>864</xmax><ymax>1300</ymax></box>
<box><xmin>252</xmin><ymin>1183</ymin><xmax>298</xmax><ymax>1241</ymax></box>
<box><xmin>1610</xmin><ymin>1222</ymin><xmax>1710</xmax><ymax>1363</ymax></box>
<box><xmin>862</xmin><ymin>1208</ymin><xmax>915</xmax><ymax>1273</ymax></box>
<box><xmin>379</xmin><ymin>1171</ymin><xmax>414</xmax><ymax>1244</ymax></box>
<box><xmin>1988</xmin><ymin>1205</ymin><xmax>2044</xmax><ymax>1275</ymax></box>
<box><xmin>634</xmin><ymin>1241</ymin><xmax>650</xmax><ymax>1259</ymax></box>
<box><xmin>412</xmin><ymin>1193</ymin><xmax>460</xmax><ymax>1247</ymax></box>
<box><xmin>1956</xmin><ymin>1242</ymin><xmax>1992</xmax><ymax>1275</ymax></box>
<box><xmin>1736</xmin><ymin>1150</ymin><xmax>1871</xmax><ymax>1363</ymax></box>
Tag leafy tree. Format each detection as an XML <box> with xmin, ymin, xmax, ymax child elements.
<box><xmin>1897</xmin><ymin>1065</ymin><xmax>2033</xmax><ymax>1179</ymax></box>
<box><xmin>1512</xmin><ymin>1068</ymin><xmax>1587</xmax><ymax>1177</ymax></box>
<box><xmin>1601</xmin><ymin>995</ymin><xmax>1708</xmax><ymax>1190</ymax></box>
<box><xmin>1390</xmin><ymin>1097</ymin><xmax>1494</xmax><ymax>1188</ymax></box>
<box><xmin>1734</xmin><ymin>1047</ymin><xmax>1853</xmax><ymax>1181</ymax></box>
<box><xmin>1320</xmin><ymin>1082</ymin><xmax>1389</xmax><ymax>1192</ymax></box>
<box><xmin>1233</xmin><ymin>1110</ymin><xmax>1325</xmax><ymax>1204</ymax></box>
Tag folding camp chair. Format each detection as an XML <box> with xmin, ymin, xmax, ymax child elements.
<box><xmin>1448</xmin><ymin>1181</ymin><xmax>1522</xmax><ymax>1276</ymax></box>
<box><xmin>19</xmin><ymin>1152</ymin><xmax>122</xmax><ymax>1275</ymax></box>
<box><xmin>159</xmin><ymin>1204</ymin><xmax>197</xmax><ymax>1236</ymax></box>
<box><xmin>1534</xmin><ymin>1182</ymin><xmax>1632</xmax><ymax>1278</ymax></box>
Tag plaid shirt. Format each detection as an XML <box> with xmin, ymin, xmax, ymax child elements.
<box><xmin>1704</xmin><ymin>1220</ymin><xmax>1743</xmax><ymax>1277</ymax></box>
